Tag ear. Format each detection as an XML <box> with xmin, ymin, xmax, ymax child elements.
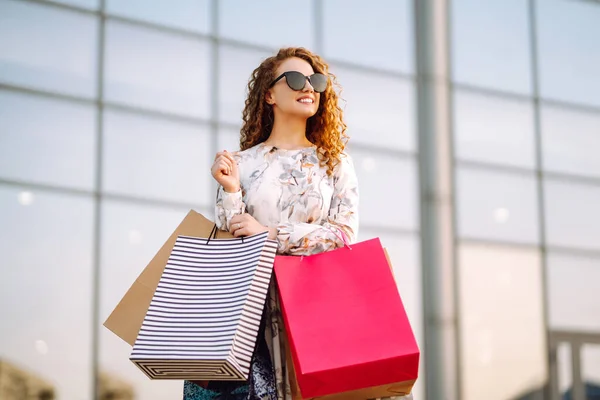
<box><xmin>265</xmin><ymin>89</ymin><xmax>275</xmax><ymax>105</ymax></box>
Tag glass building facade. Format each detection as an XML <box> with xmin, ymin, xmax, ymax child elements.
<box><xmin>0</xmin><ymin>0</ymin><xmax>598</xmax><ymax>399</ymax></box>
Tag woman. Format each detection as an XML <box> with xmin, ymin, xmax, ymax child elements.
<box><xmin>184</xmin><ymin>47</ymin><xmax>409</xmax><ymax>400</ymax></box>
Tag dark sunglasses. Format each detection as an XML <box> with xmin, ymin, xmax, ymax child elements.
<box><xmin>270</xmin><ymin>71</ymin><xmax>328</xmax><ymax>93</ymax></box>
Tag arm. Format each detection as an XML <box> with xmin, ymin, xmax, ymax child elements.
<box><xmin>275</xmin><ymin>154</ymin><xmax>359</xmax><ymax>255</ymax></box>
<box><xmin>215</xmin><ymin>186</ymin><xmax>245</xmax><ymax>232</ymax></box>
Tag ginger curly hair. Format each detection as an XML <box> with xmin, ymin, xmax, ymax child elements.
<box><xmin>239</xmin><ymin>47</ymin><xmax>348</xmax><ymax>176</ymax></box>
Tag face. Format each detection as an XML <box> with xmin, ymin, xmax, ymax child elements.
<box><xmin>266</xmin><ymin>57</ymin><xmax>321</xmax><ymax>119</ymax></box>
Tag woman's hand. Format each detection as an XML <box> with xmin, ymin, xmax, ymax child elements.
<box><xmin>230</xmin><ymin>214</ymin><xmax>270</xmax><ymax>238</ymax></box>
<box><xmin>211</xmin><ymin>150</ymin><xmax>240</xmax><ymax>193</ymax></box>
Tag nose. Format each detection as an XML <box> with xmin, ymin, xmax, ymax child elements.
<box><xmin>302</xmin><ymin>77</ymin><xmax>315</xmax><ymax>92</ymax></box>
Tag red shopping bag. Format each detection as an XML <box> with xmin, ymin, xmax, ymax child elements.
<box><xmin>274</xmin><ymin>237</ymin><xmax>420</xmax><ymax>399</ymax></box>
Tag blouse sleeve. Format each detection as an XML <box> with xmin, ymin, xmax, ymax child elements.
<box><xmin>276</xmin><ymin>154</ymin><xmax>359</xmax><ymax>255</ymax></box>
<box><xmin>215</xmin><ymin>185</ymin><xmax>246</xmax><ymax>231</ymax></box>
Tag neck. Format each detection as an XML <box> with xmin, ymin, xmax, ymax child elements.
<box><xmin>265</xmin><ymin>114</ymin><xmax>312</xmax><ymax>149</ymax></box>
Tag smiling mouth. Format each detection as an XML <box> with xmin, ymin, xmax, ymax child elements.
<box><xmin>298</xmin><ymin>98</ymin><xmax>314</xmax><ymax>104</ymax></box>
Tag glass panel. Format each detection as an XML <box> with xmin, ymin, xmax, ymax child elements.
<box><xmin>0</xmin><ymin>185</ymin><xmax>94</xmax><ymax>399</ymax></box>
<box><xmin>582</xmin><ymin>345</ymin><xmax>600</xmax><ymax>393</ymax></box>
<box><xmin>47</xmin><ymin>0</ymin><xmax>99</xmax><ymax>9</ymax></box>
<box><xmin>451</xmin><ymin>0</ymin><xmax>532</xmax><ymax>94</ymax></box>
<box><xmin>218</xmin><ymin>46</ymin><xmax>271</xmax><ymax>125</ymax></box>
<box><xmin>323</xmin><ymin>0</ymin><xmax>413</xmax><ymax>73</ymax></box>
<box><xmin>217</xmin><ymin>127</ymin><xmax>241</xmax><ymax>152</ymax></box>
<box><xmin>547</xmin><ymin>252</ymin><xmax>600</xmax><ymax>332</ymax></box>
<box><xmin>0</xmin><ymin>91</ymin><xmax>96</xmax><ymax>191</ymax></box>
<box><xmin>541</xmin><ymin>105</ymin><xmax>600</xmax><ymax>178</ymax></box>
<box><xmin>103</xmin><ymin>109</ymin><xmax>213</xmax><ymax>205</ymax></box>
<box><xmin>459</xmin><ymin>243</ymin><xmax>547</xmax><ymax>400</ymax></box>
<box><xmin>219</xmin><ymin>0</ymin><xmax>314</xmax><ymax>50</ymax></box>
<box><xmin>106</xmin><ymin>0</ymin><xmax>211</xmax><ymax>33</ymax></box>
<box><xmin>357</xmin><ymin>230</ymin><xmax>424</xmax><ymax>400</ymax></box>
<box><xmin>544</xmin><ymin>180</ymin><xmax>600</xmax><ymax>251</ymax></box>
<box><xmin>454</xmin><ymin>90</ymin><xmax>535</xmax><ymax>169</ymax></box>
<box><xmin>350</xmin><ymin>149</ymin><xmax>418</xmax><ymax>230</ymax></box>
<box><xmin>0</xmin><ymin>0</ymin><xmax>98</xmax><ymax>97</ymax></box>
<box><xmin>104</xmin><ymin>21</ymin><xmax>210</xmax><ymax>118</ymax></box>
<box><xmin>100</xmin><ymin>201</ymin><xmax>200</xmax><ymax>400</ymax></box>
<box><xmin>557</xmin><ymin>343</ymin><xmax>573</xmax><ymax>397</ymax></box>
<box><xmin>537</xmin><ymin>0</ymin><xmax>600</xmax><ymax>107</ymax></box>
<box><xmin>332</xmin><ymin>66</ymin><xmax>415</xmax><ymax>152</ymax></box>
<box><xmin>456</xmin><ymin>167</ymin><xmax>539</xmax><ymax>244</ymax></box>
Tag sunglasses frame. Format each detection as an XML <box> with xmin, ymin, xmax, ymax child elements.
<box><xmin>269</xmin><ymin>71</ymin><xmax>328</xmax><ymax>93</ymax></box>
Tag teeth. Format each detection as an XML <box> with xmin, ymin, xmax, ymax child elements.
<box><xmin>298</xmin><ymin>98</ymin><xmax>313</xmax><ymax>104</ymax></box>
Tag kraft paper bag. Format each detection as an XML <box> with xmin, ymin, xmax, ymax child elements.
<box><xmin>103</xmin><ymin>210</ymin><xmax>233</xmax><ymax>347</ymax></box>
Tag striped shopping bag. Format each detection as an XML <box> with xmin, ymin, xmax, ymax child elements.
<box><xmin>130</xmin><ymin>230</ymin><xmax>277</xmax><ymax>381</ymax></box>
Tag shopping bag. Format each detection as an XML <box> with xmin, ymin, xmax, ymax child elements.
<box><xmin>103</xmin><ymin>210</ymin><xmax>232</xmax><ymax>346</ymax></box>
<box><xmin>130</xmin><ymin>230</ymin><xmax>278</xmax><ymax>381</ymax></box>
<box><xmin>274</xmin><ymin>237</ymin><xmax>420</xmax><ymax>399</ymax></box>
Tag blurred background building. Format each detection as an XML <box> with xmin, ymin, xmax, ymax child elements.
<box><xmin>0</xmin><ymin>0</ymin><xmax>599</xmax><ymax>399</ymax></box>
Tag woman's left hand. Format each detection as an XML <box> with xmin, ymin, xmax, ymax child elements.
<box><xmin>229</xmin><ymin>214</ymin><xmax>268</xmax><ymax>237</ymax></box>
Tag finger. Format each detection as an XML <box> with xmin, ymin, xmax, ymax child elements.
<box><xmin>230</xmin><ymin>215</ymin><xmax>243</xmax><ymax>225</ymax></box>
<box><xmin>222</xmin><ymin>151</ymin><xmax>237</xmax><ymax>166</ymax></box>
<box><xmin>217</xmin><ymin>160</ymin><xmax>232</xmax><ymax>175</ymax></box>
<box><xmin>233</xmin><ymin>227</ymin><xmax>248</xmax><ymax>238</ymax></box>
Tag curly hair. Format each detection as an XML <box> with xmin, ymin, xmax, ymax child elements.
<box><xmin>239</xmin><ymin>47</ymin><xmax>348</xmax><ymax>176</ymax></box>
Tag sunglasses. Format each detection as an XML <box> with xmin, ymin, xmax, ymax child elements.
<box><xmin>270</xmin><ymin>71</ymin><xmax>328</xmax><ymax>93</ymax></box>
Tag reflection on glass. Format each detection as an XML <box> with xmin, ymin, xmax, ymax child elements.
<box><xmin>219</xmin><ymin>0</ymin><xmax>314</xmax><ymax>50</ymax></box>
<box><xmin>106</xmin><ymin>0</ymin><xmax>211</xmax><ymax>33</ymax></box>
<box><xmin>100</xmin><ymin>201</ymin><xmax>196</xmax><ymax>400</ymax></box>
<box><xmin>456</xmin><ymin>167</ymin><xmax>539</xmax><ymax>244</ymax></box>
<box><xmin>582</xmin><ymin>345</ymin><xmax>600</xmax><ymax>391</ymax></box>
<box><xmin>218</xmin><ymin>127</ymin><xmax>241</xmax><ymax>152</ymax></box>
<box><xmin>0</xmin><ymin>91</ymin><xmax>96</xmax><ymax>190</ymax></box>
<box><xmin>323</xmin><ymin>0</ymin><xmax>413</xmax><ymax>73</ymax></box>
<box><xmin>0</xmin><ymin>185</ymin><xmax>94</xmax><ymax>400</ymax></box>
<box><xmin>350</xmin><ymin>149</ymin><xmax>418</xmax><ymax>230</ymax></box>
<box><xmin>459</xmin><ymin>243</ymin><xmax>546</xmax><ymax>400</ymax></box>
<box><xmin>357</xmin><ymin>230</ymin><xmax>424</xmax><ymax>400</ymax></box>
<box><xmin>453</xmin><ymin>91</ymin><xmax>535</xmax><ymax>168</ymax></box>
<box><xmin>46</xmin><ymin>0</ymin><xmax>99</xmax><ymax>9</ymax></box>
<box><xmin>451</xmin><ymin>0</ymin><xmax>531</xmax><ymax>94</ymax></box>
<box><xmin>547</xmin><ymin>252</ymin><xmax>600</xmax><ymax>332</ymax></box>
<box><xmin>0</xmin><ymin>0</ymin><xmax>98</xmax><ymax>97</ymax></box>
<box><xmin>537</xmin><ymin>0</ymin><xmax>600</xmax><ymax>107</ymax></box>
<box><xmin>544</xmin><ymin>180</ymin><xmax>600</xmax><ymax>251</ymax></box>
<box><xmin>218</xmin><ymin>46</ymin><xmax>271</xmax><ymax>124</ymax></box>
<box><xmin>104</xmin><ymin>21</ymin><xmax>210</xmax><ymax>118</ymax></box>
<box><xmin>103</xmin><ymin>109</ymin><xmax>212</xmax><ymax>205</ymax></box>
<box><xmin>541</xmin><ymin>105</ymin><xmax>600</xmax><ymax>178</ymax></box>
<box><xmin>333</xmin><ymin>66</ymin><xmax>415</xmax><ymax>152</ymax></box>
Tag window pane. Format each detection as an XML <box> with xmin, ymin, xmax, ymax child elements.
<box><xmin>357</xmin><ymin>230</ymin><xmax>424</xmax><ymax>400</ymax></box>
<box><xmin>544</xmin><ymin>180</ymin><xmax>600</xmax><ymax>251</ymax></box>
<box><xmin>451</xmin><ymin>0</ymin><xmax>532</xmax><ymax>94</ymax></box>
<box><xmin>537</xmin><ymin>0</ymin><xmax>600</xmax><ymax>107</ymax></box>
<box><xmin>218</xmin><ymin>127</ymin><xmax>241</xmax><ymax>152</ymax></box>
<box><xmin>103</xmin><ymin>109</ymin><xmax>212</xmax><ymax>205</ymax></box>
<box><xmin>323</xmin><ymin>0</ymin><xmax>413</xmax><ymax>74</ymax></box>
<box><xmin>333</xmin><ymin>66</ymin><xmax>415</xmax><ymax>152</ymax></box>
<box><xmin>0</xmin><ymin>185</ymin><xmax>94</xmax><ymax>400</ymax></box>
<box><xmin>106</xmin><ymin>0</ymin><xmax>211</xmax><ymax>33</ymax></box>
<box><xmin>0</xmin><ymin>0</ymin><xmax>98</xmax><ymax>97</ymax></box>
<box><xmin>454</xmin><ymin>91</ymin><xmax>535</xmax><ymax>169</ymax></box>
<box><xmin>547</xmin><ymin>252</ymin><xmax>600</xmax><ymax>332</ymax></box>
<box><xmin>219</xmin><ymin>0</ymin><xmax>314</xmax><ymax>50</ymax></box>
<box><xmin>104</xmin><ymin>22</ymin><xmax>210</xmax><ymax>118</ymax></box>
<box><xmin>582</xmin><ymin>345</ymin><xmax>600</xmax><ymax>393</ymax></box>
<box><xmin>541</xmin><ymin>105</ymin><xmax>600</xmax><ymax>178</ymax></box>
<box><xmin>100</xmin><ymin>201</ymin><xmax>200</xmax><ymax>400</ymax></box>
<box><xmin>351</xmin><ymin>150</ymin><xmax>418</xmax><ymax>230</ymax></box>
<box><xmin>47</xmin><ymin>0</ymin><xmax>99</xmax><ymax>9</ymax></box>
<box><xmin>0</xmin><ymin>91</ymin><xmax>96</xmax><ymax>191</ymax></box>
<box><xmin>456</xmin><ymin>167</ymin><xmax>539</xmax><ymax>244</ymax></box>
<box><xmin>459</xmin><ymin>243</ymin><xmax>547</xmax><ymax>400</ymax></box>
<box><xmin>218</xmin><ymin>46</ymin><xmax>271</xmax><ymax>125</ymax></box>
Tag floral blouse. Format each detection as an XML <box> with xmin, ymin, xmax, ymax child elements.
<box><xmin>205</xmin><ymin>142</ymin><xmax>412</xmax><ymax>400</ymax></box>
<box><xmin>215</xmin><ymin>142</ymin><xmax>359</xmax><ymax>256</ymax></box>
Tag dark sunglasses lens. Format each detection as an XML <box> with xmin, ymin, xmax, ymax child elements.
<box><xmin>309</xmin><ymin>73</ymin><xmax>328</xmax><ymax>92</ymax></box>
<box><xmin>285</xmin><ymin>71</ymin><xmax>307</xmax><ymax>91</ymax></box>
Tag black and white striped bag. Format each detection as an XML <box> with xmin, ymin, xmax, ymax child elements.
<box><xmin>130</xmin><ymin>230</ymin><xmax>277</xmax><ymax>381</ymax></box>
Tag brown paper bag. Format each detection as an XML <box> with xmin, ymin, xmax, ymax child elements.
<box><xmin>103</xmin><ymin>209</ymin><xmax>233</xmax><ymax>347</ymax></box>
